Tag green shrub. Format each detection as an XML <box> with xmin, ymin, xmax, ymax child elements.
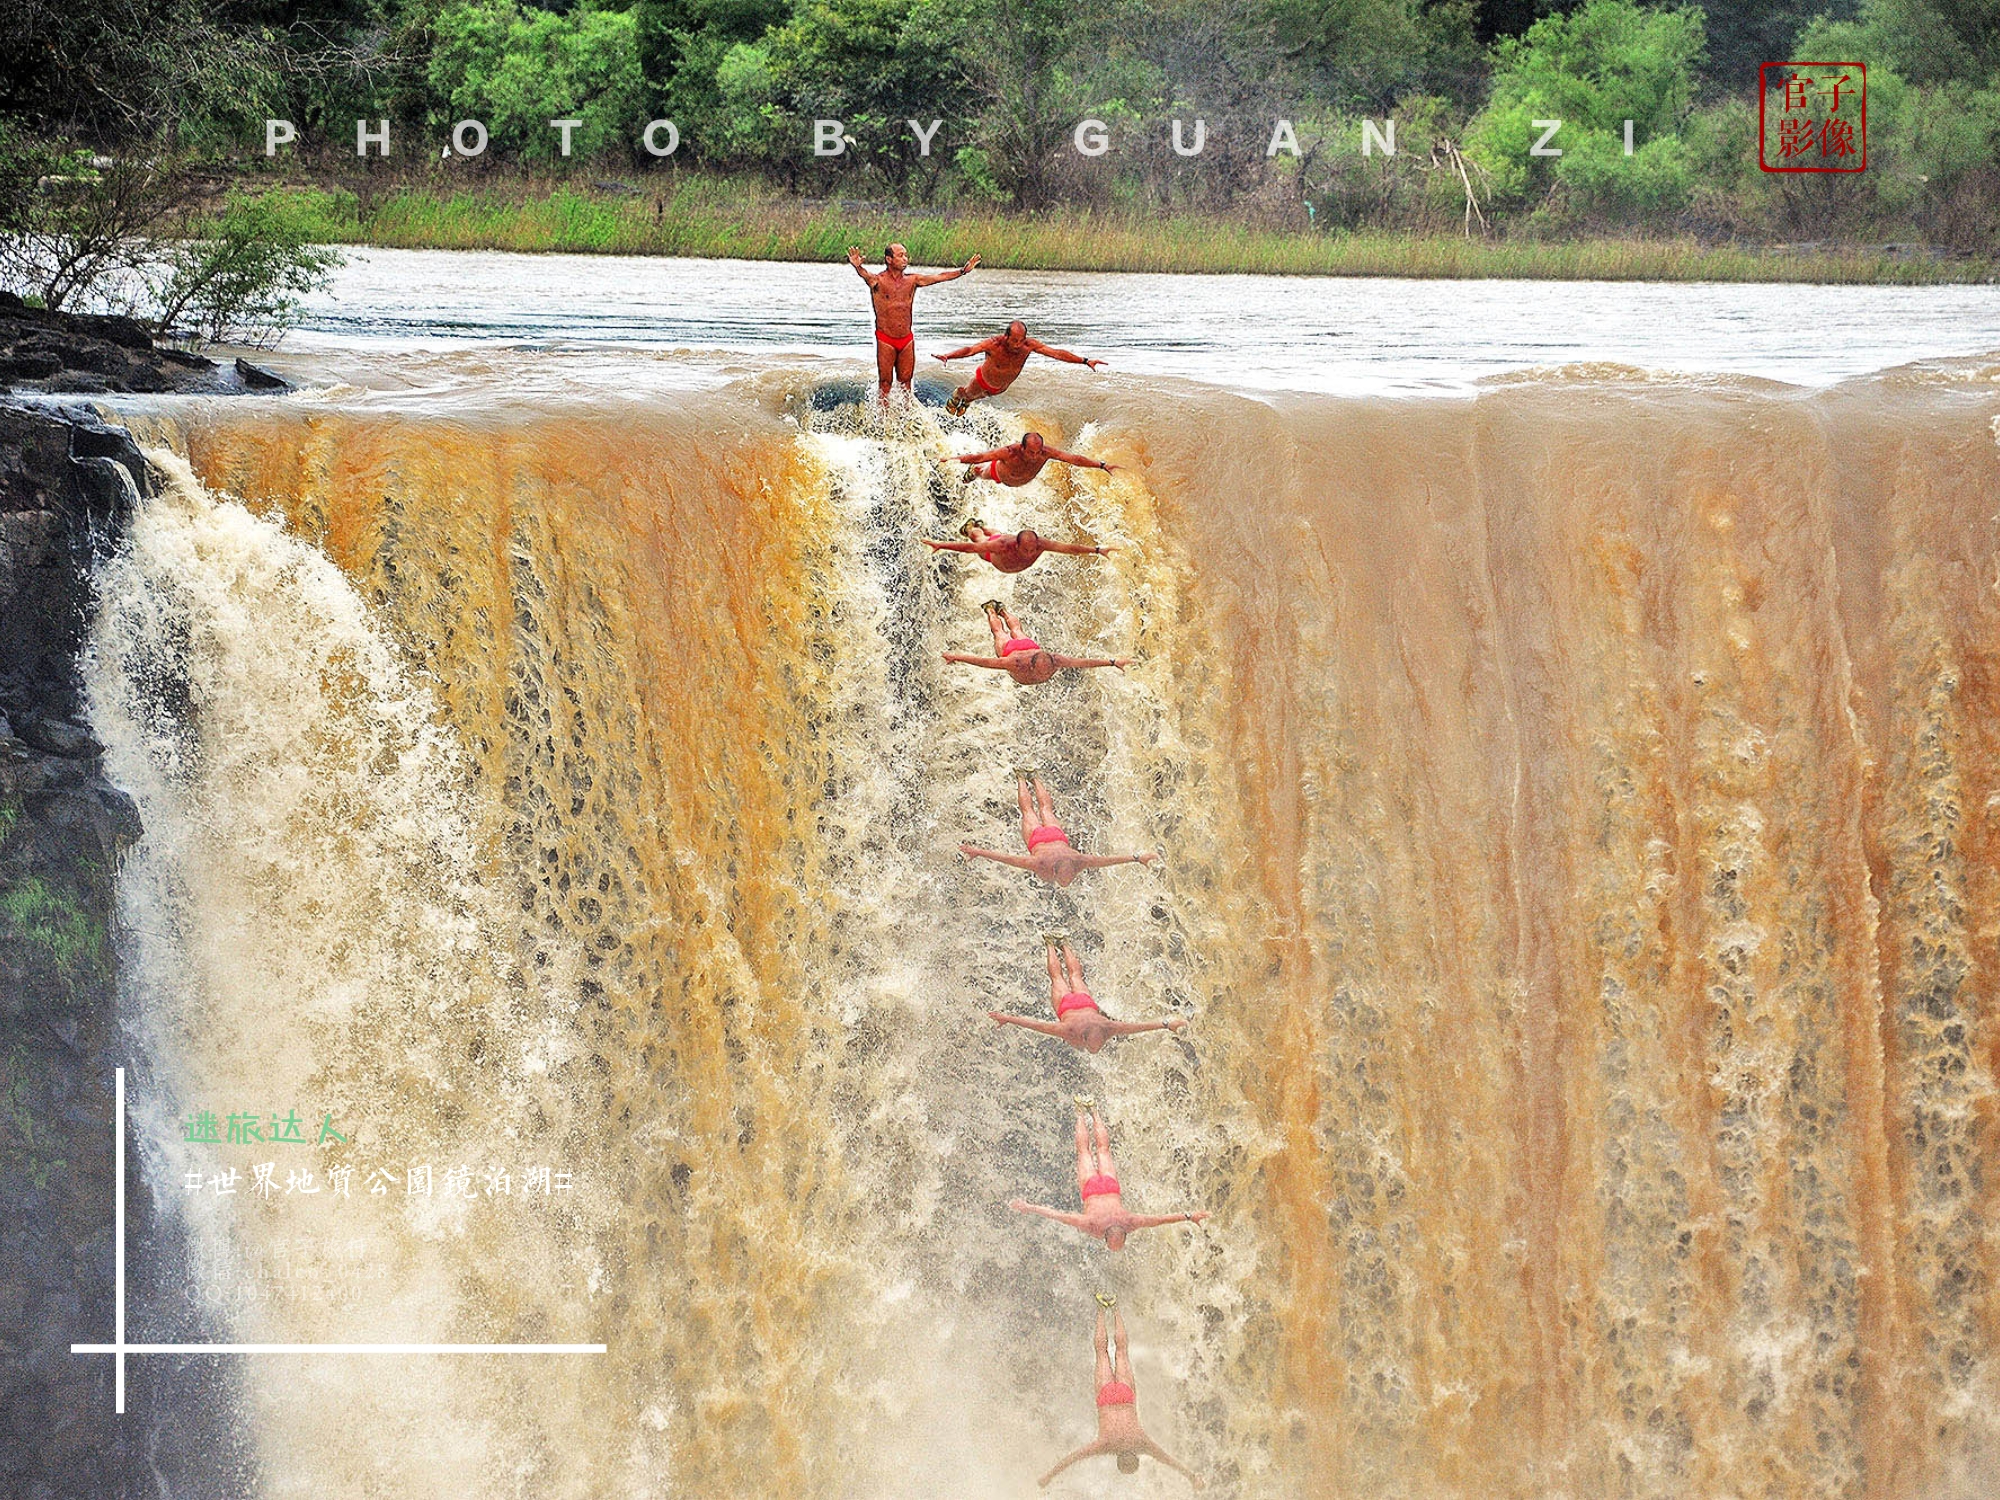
<box><xmin>152</xmin><ymin>191</ymin><xmax>344</xmax><ymax>346</ymax></box>
<box><xmin>0</xmin><ymin>876</ymin><xmax>105</xmax><ymax>996</ymax></box>
<box><xmin>429</xmin><ymin>1</ymin><xmax>648</xmax><ymax>163</ymax></box>
<box><xmin>1466</xmin><ymin>0</ymin><xmax>1704</xmax><ymax>217</ymax></box>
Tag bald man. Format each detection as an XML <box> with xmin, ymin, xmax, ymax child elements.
<box><xmin>956</xmin><ymin>431</ymin><xmax>1116</xmax><ymax>487</ymax></box>
<box><xmin>936</xmin><ymin>320</ymin><xmax>1105</xmax><ymax>415</ymax></box>
<box><xmin>847</xmin><ymin>243</ymin><xmax>979</xmax><ymax>402</ymax></box>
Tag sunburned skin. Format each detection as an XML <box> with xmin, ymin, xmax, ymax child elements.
<box><xmin>847</xmin><ymin>241</ymin><xmax>978</xmax><ymax>401</ymax></box>
<box><xmin>1008</xmin><ymin>1102</ymin><xmax>1209</xmax><ymax>1252</ymax></box>
<box><xmin>957</xmin><ymin>769</ymin><xmax>1156</xmax><ymax>887</ymax></box>
<box><xmin>942</xmin><ymin>599</ymin><xmax>1133</xmax><ymax>685</ymax></box>
<box><xmin>936</xmin><ymin>319</ymin><xmax>1105</xmax><ymax>414</ymax></box>
<box><xmin>988</xmin><ymin>932</ymin><xmax>1188</xmax><ymax>1055</ymax></box>
<box><xmin>1037</xmin><ymin>1305</ymin><xmax>1205</xmax><ymax>1490</ymax></box>
<box><xmin>922</xmin><ymin>518</ymin><xmax>1118</xmax><ymax>574</ymax></box>
<box><xmin>956</xmin><ymin>430</ymin><xmax>1117</xmax><ymax>487</ymax></box>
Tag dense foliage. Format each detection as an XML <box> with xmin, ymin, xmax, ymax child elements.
<box><xmin>2</xmin><ymin>0</ymin><xmax>1996</xmax><ymax>249</ymax></box>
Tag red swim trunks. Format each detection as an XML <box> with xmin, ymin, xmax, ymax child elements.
<box><xmin>972</xmin><ymin>364</ymin><xmax>1004</xmax><ymax>395</ymax></box>
<box><xmin>1080</xmin><ymin>1173</ymin><xmax>1120</xmax><ymax>1199</ymax></box>
<box><xmin>1000</xmin><ymin>637</ymin><xmax>1040</xmax><ymax>656</ymax></box>
<box><xmin>1097</xmin><ymin>1380</ymin><xmax>1137</xmax><ymax>1407</ymax></box>
<box><xmin>1055</xmin><ymin>991</ymin><xmax>1098</xmax><ymax>1019</ymax></box>
<box><xmin>874</xmin><ymin>329</ymin><xmax>916</xmax><ymax>351</ymax></box>
<box><xmin>1026</xmin><ymin>824</ymin><xmax>1069</xmax><ymax>850</ymax></box>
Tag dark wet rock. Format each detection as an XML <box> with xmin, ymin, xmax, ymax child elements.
<box><xmin>14</xmin><ymin>716</ymin><xmax>101</xmax><ymax>759</ymax></box>
<box><xmin>0</xmin><ymin>400</ymin><xmax>147</xmax><ymax>1495</ymax></box>
<box><xmin>0</xmin><ymin>291</ymin><xmax>233</xmax><ymax>395</ymax></box>
<box><xmin>233</xmin><ymin>356</ymin><xmax>290</xmax><ymax>391</ymax></box>
<box><xmin>1</xmin><ymin>398</ymin><xmax>253</xmax><ymax>1497</ymax></box>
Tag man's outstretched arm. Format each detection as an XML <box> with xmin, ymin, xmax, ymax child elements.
<box><xmin>1009</xmin><ymin>1198</ymin><xmax>1090</xmax><ymax>1230</ymax></box>
<box><xmin>956</xmin><ymin>447</ymin><xmax>1010</xmax><ymax>465</ymax></box>
<box><xmin>1077</xmin><ymin>851</ymin><xmax>1156</xmax><ymax>869</ymax></box>
<box><xmin>923</xmin><ymin>533</ymin><xmax>1015</xmax><ymax>554</ymax></box>
<box><xmin>1107</xmin><ymin>1016</ymin><xmax>1189</xmax><ymax>1036</ymax></box>
<box><xmin>1125</xmin><ymin>1209</ymin><xmax>1207</xmax><ymax>1229</ymax></box>
<box><xmin>990</xmin><ymin>1011</ymin><xmax>1069</xmax><ymax>1038</ymax></box>
<box><xmin>935</xmin><ymin>338</ymin><xmax>996</xmax><ymax>362</ymax></box>
<box><xmin>1043</xmin><ymin>445</ymin><xmax>1117</xmax><ymax>472</ymax></box>
<box><xmin>1049</xmin><ymin>654</ymin><xmax>1133</xmax><ymax>672</ymax></box>
<box><xmin>1029</xmin><ymin>340</ymin><xmax>1107</xmax><ymax>370</ymax></box>
<box><xmin>913</xmin><ymin>254</ymin><xmax>980</xmax><ymax>286</ymax></box>
<box><xmin>1140</xmin><ymin>1438</ymin><xmax>1205</xmax><ymax>1490</ymax></box>
<box><xmin>846</xmin><ymin>246</ymin><xmax>878</xmax><ymax>285</ymax></box>
<box><xmin>1039</xmin><ymin>1439</ymin><xmax>1110</xmax><ymax>1488</ymax></box>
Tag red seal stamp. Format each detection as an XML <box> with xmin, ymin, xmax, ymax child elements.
<box><xmin>1759</xmin><ymin>62</ymin><xmax>1867</xmax><ymax>172</ymax></box>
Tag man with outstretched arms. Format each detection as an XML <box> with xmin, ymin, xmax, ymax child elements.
<box><xmin>935</xmin><ymin>320</ymin><xmax>1106</xmax><ymax>415</ymax></box>
<box><xmin>848</xmin><ymin>242</ymin><xmax>979</xmax><ymax>401</ymax></box>
<box><xmin>956</xmin><ymin>431</ymin><xmax>1116</xmax><ymax>487</ymax></box>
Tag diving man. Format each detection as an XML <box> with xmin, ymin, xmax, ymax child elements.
<box><xmin>1038</xmin><ymin>1301</ymin><xmax>1205</xmax><ymax>1490</ymax></box>
<box><xmin>1008</xmin><ymin>1099</ymin><xmax>1209</xmax><ymax>1251</ymax></box>
<box><xmin>935</xmin><ymin>320</ymin><xmax>1105</xmax><ymax>415</ymax></box>
<box><xmin>943</xmin><ymin>600</ymin><xmax>1133</xmax><ymax>686</ymax></box>
<box><xmin>957</xmin><ymin>432</ymin><xmax>1117</xmax><ymax>487</ymax></box>
<box><xmin>923</xmin><ymin>518</ymin><xmax>1116</xmax><ymax>573</ymax></box>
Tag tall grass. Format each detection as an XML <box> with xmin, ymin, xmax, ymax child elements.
<box><xmin>269</xmin><ymin>180</ymin><xmax>1994</xmax><ymax>284</ymax></box>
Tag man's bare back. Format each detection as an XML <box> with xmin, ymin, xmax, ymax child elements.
<box><xmin>923</xmin><ymin>521</ymin><xmax>1114</xmax><ymax>573</ymax></box>
<box><xmin>847</xmin><ymin>242</ymin><xmax>978</xmax><ymax>399</ymax></box>
<box><xmin>957</xmin><ymin>431</ymin><xmax>1117</xmax><ymax>488</ymax></box>
<box><xmin>939</xmin><ymin>320</ymin><xmax>1103</xmax><ymax>415</ymax></box>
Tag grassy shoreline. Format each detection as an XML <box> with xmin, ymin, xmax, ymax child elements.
<box><xmin>263</xmin><ymin>179</ymin><xmax>1996</xmax><ymax>285</ymax></box>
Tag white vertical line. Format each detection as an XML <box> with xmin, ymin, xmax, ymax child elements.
<box><xmin>115</xmin><ymin>1066</ymin><xmax>125</xmax><ymax>1415</ymax></box>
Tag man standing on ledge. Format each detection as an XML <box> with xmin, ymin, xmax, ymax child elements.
<box><xmin>848</xmin><ymin>243</ymin><xmax>979</xmax><ymax>403</ymax></box>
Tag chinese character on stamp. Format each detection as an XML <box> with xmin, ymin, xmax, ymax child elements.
<box><xmin>1760</xmin><ymin>62</ymin><xmax>1867</xmax><ymax>173</ymax></box>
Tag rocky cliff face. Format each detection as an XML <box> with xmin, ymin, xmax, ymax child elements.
<box><xmin>0</xmin><ymin>402</ymin><xmax>149</xmax><ymax>1496</ymax></box>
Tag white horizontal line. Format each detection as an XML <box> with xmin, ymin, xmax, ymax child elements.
<box><xmin>73</xmin><ymin>1343</ymin><xmax>605</xmax><ymax>1355</ymax></box>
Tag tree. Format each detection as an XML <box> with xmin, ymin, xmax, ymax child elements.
<box><xmin>635</xmin><ymin>0</ymin><xmax>793</xmax><ymax>162</ymax></box>
<box><xmin>1701</xmin><ymin>0</ymin><xmax>1858</xmax><ymax>97</ymax></box>
<box><xmin>763</xmin><ymin>0</ymin><xmax>974</xmax><ymax>185</ymax></box>
<box><xmin>1465</xmin><ymin>0</ymin><xmax>1703</xmax><ymax>214</ymax></box>
<box><xmin>1266</xmin><ymin>0</ymin><xmax>1483</xmax><ymax>108</ymax></box>
<box><xmin>0</xmin><ymin>146</ymin><xmax>184</xmax><ymax>312</ymax></box>
<box><xmin>1086</xmin><ymin>0</ymin><xmax>1296</xmax><ymax>207</ymax></box>
<box><xmin>151</xmin><ymin>193</ymin><xmax>343</xmax><ymax>346</ymax></box>
<box><xmin>961</xmin><ymin>0</ymin><xmax>1095</xmax><ymax>204</ymax></box>
<box><xmin>0</xmin><ymin>145</ymin><xmax>342</xmax><ymax>341</ymax></box>
<box><xmin>428</xmin><ymin>1</ymin><xmax>647</xmax><ymax>161</ymax></box>
<box><xmin>1860</xmin><ymin>0</ymin><xmax>2000</xmax><ymax>84</ymax></box>
<box><xmin>1</xmin><ymin>0</ymin><xmax>280</xmax><ymax>143</ymax></box>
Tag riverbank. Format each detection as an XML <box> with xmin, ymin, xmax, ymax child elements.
<box><xmin>253</xmin><ymin>179</ymin><xmax>1994</xmax><ymax>285</ymax></box>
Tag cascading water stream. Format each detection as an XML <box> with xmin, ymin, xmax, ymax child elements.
<box><xmin>75</xmin><ymin>359</ymin><xmax>2000</xmax><ymax>1499</ymax></box>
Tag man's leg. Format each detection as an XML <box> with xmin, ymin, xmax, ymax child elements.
<box><xmin>1033</xmin><ymin>775</ymin><xmax>1059</xmax><ymax>827</ymax></box>
<box><xmin>875</xmin><ymin>339</ymin><xmax>896</xmax><ymax>399</ymax></box>
<box><xmin>896</xmin><ymin>341</ymin><xmax>916</xmax><ymax>391</ymax></box>
<box><xmin>1063</xmin><ymin>943</ymin><xmax>1086</xmax><ymax>993</ymax></box>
